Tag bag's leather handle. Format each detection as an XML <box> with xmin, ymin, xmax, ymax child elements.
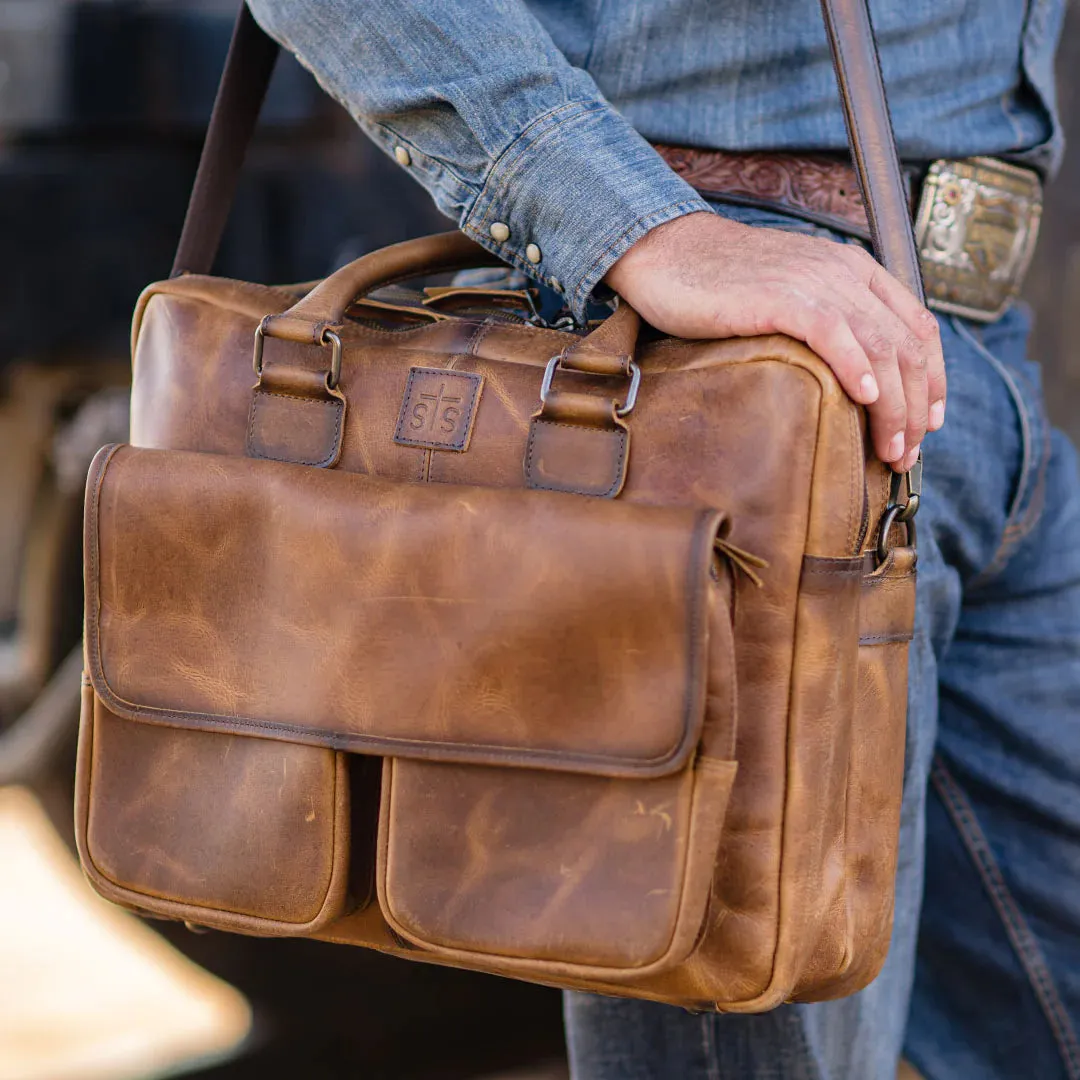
<box><xmin>260</xmin><ymin>227</ymin><xmax>642</xmax><ymax>376</ymax></box>
<box><xmin>173</xmin><ymin>1</ymin><xmax>923</xmax><ymax>305</ymax></box>
<box><xmin>261</xmin><ymin>230</ymin><xmax>495</xmax><ymax>343</ymax></box>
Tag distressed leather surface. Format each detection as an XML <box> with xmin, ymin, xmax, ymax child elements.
<box><xmin>379</xmin><ymin>756</ymin><xmax>737</xmax><ymax>978</ymax></box>
<box><xmin>76</xmin><ymin>683</ymin><xmax>351</xmax><ymax>934</ymax></box>
<box><xmin>77</xmin><ymin>229</ymin><xmax>915</xmax><ymax>1010</ymax></box>
<box><xmin>84</xmin><ymin>444</ymin><xmax>720</xmax><ymax>776</ymax></box>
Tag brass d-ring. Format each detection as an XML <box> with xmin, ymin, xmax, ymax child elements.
<box><xmin>615</xmin><ymin>361</ymin><xmax>642</xmax><ymax>418</ymax></box>
<box><xmin>252</xmin><ymin>318</ymin><xmax>343</xmax><ymax>390</ymax></box>
<box><xmin>252</xmin><ymin>316</ymin><xmax>271</xmax><ymax>378</ymax></box>
<box><xmin>321</xmin><ymin>328</ymin><xmax>343</xmax><ymax>390</ymax></box>
<box><xmin>876</xmin><ymin>504</ymin><xmax>917</xmax><ymax>563</ymax></box>
<box><xmin>538</xmin><ymin>354</ymin><xmax>640</xmax><ymax>417</ymax></box>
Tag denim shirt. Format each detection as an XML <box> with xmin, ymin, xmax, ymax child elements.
<box><xmin>247</xmin><ymin>0</ymin><xmax>1064</xmax><ymax>321</ymax></box>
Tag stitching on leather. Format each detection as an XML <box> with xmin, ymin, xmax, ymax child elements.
<box><xmin>847</xmin><ymin>407</ymin><xmax>859</xmax><ymax>554</ymax></box>
<box><xmin>687</xmin><ymin>513</ymin><xmax>720</xmax><ymax>770</ymax></box>
<box><xmin>464</xmin><ymin>317</ymin><xmax>495</xmax><ymax>357</ymax></box>
<box><xmin>88</xmin><ymin>624</ymin><xmax>698</xmax><ymax>776</ymax></box>
<box><xmin>932</xmin><ymin>756</ymin><xmax>1080</xmax><ymax>1079</ymax></box>
<box><xmin>247</xmin><ymin>390</ymin><xmax>343</xmax><ymax>468</ymax></box>
<box><xmin>711</xmin><ymin>523</ymin><xmax>739</xmax><ymax>763</ymax></box>
<box><xmin>252</xmin><ymin>389</ymin><xmax>340</xmax><ymax>408</ymax></box>
<box><xmin>858</xmin><ymin>631</ymin><xmax>913</xmax><ymax>645</ymax></box>
<box><xmin>90</xmin><ymin>656</ymin><xmax>696</xmax><ymax>774</ymax></box>
<box><xmin>392</xmin><ymin>365</ymin><xmax>483</xmax><ymax>452</ymax></box>
<box><xmin>861</xmin><ymin>570</ymin><xmax>916</xmax><ymax>591</ymax></box>
<box><xmin>800</xmin><ymin>560</ymin><xmax>863</xmax><ymax>577</ymax></box>
<box><xmin>524</xmin><ymin>420</ymin><xmax>627</xmax><ymax>497</ymax></box>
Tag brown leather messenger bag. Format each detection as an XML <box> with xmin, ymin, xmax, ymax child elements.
<box><xmin>76</xmin><ymin>0</ymin><xmax>922</xmax><ymax>1011</ymax></box>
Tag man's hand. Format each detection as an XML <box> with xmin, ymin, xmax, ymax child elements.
<box><xmin>605</xmin><ymin>212</ymin><xmax>946</xmax><ymax>471</ymax></box>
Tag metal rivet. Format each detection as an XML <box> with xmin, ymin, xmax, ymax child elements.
<box><xmin>489</xmin><ymin>222</ymin><xmax>510</xmax><ymax>243</ymax></box>
<box><xmin>394</xmin><ymin>145</ymin><xmax>411</xmax><ymax>167</ymax></box>
<box><xmin>525</xmin><ymin>243</ymin><xmax>542</xmax><ymax>264</ymax></box>
<box><xmin>549</xmin><ymin>277</ymin><xmax>561</xmax><ymax>292</ymax></box>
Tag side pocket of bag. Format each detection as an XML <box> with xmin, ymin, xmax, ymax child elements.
<box><xmin>805</xmin><ymin>546</ymin><xmax>915</xmax><ymax>1000</ymax></box>
<box><xmin>75</xmin><ymin>677</ymin><xmax>356</xmax><ymax>935</ymax></box>
<box><xmin>782</xmin><ymin>555</ymin><xmax>862</xmax><ymax>999</ymax></box>
<box><xmin>835</xmin><ymin>546</ymin><xmax>915</xmax><ymax>995</ymax></box>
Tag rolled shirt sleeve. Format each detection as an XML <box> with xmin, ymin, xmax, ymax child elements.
<box><xmin>246</xmin><ymin>0</ymin><xmax>712</xmax><ymax>321</ymax></box>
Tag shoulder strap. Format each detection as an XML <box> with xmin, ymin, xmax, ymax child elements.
<box><xmin>172</xmin><ymin>1</ymin><xmax>924</xmax><ymax>302</ymax></box>
<box><xmin>819</xmin><ymin>0</ymin><xmax>924</xmax><ymax>301</ymax></box>
<box><xmin>171</xmin><ymin>5</ymin><xmax>279</xmax><ymax>278</ymax></box>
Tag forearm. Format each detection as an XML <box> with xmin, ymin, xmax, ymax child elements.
<box><xmin>246</xmin><ymin>0</ymin><xmax>710</xmax><ymax>320</ymax></box>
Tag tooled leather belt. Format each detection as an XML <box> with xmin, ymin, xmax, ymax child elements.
<box><xmin>652</xmin><ymin>143</ymin><xmax>1043</xmax><ymax>323</ymax></box>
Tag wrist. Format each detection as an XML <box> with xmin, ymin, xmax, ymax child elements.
<box><xmin>604</xmin><ymin>211</ymin><xmax>734</xmax><ymax>298</ymax></box>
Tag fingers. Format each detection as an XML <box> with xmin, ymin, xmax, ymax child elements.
<box><xmin>772</xmin><ymin>292</ymin><xmax>909</xmax><ymax>466</ymax></box>
<box><xmin>782</xmin><ymin>302</ymin><xmax>880</xmax><ymax>406</ymax></box>
<box><xmin>841</xmin><ymin>245</ymin><xmax>947</xmax><ymax>434</ymax></box>
<box><xmin>850</xmin><ymin>304</ymin><xmax>929</xmax><ymax>469</ymax></box>
<box><xmin>607</xmin><ymin>216</ymin><xmax>946</xmax><ymax>473</ymax></box>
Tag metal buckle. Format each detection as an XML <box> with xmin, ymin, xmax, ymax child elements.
<box><xmin>877</xmin><ymin>454</ymin><xmax>922</xmax><ymax>562</ymax></box>
<box><xmin>253</xmin><ymin>318</ymin><xmax>343</xmax><ymax>390</ymax></box>
<box><xmin>539</xmin><ymin>354</ymin><xmax>641</xmax><ymax>418</ymax></box>
<box><xmin>915</xmin><ymin>157</ymin><xmax>1042</xmax><ymax>323</ymax></box>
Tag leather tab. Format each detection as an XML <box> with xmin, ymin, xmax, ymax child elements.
<box><xmin>247</xmin><ymin>373</ymin><xmax>345</xmax><ymax>468</ymax></box>
<box><xmin>394</xmin><ymin>367</ymin><xmax>484</xmax><ymax>452</ymax></box>
<box><xmin>261</xmin><ymin>313</ymin><xmax>339</xmax><ymax>346</ymax></box>
<box><xmin>560</xmin><ymin>302</ymin><xmax>639</xmax><ymax>376</ymax></box>
<box><xmin>524</xmin><ymin>418</ymin><xmax>629</xmax><ymax>498</ymax></box>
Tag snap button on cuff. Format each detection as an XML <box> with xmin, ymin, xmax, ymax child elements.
<box><xmin>394</xmin><ymin>146</ymin><xmax>412</xmax><ymax>167</ymax></box>
<box><xmin>525</xmin><ymin>243</ymin><xmax>542</xmax><ymax>264</ymax></box>
<box><xmin>549</xmin><ymin>277</ymin><xmax>562</xmax><ymax>292</ymax></box>
<box><xmin>489</xmin><ymin>222</ymin><xmax>511</xmax><ymax>243</ymax></box>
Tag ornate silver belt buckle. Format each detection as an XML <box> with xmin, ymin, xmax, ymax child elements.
<box><xmin>915</xmin><ymin>157</ymin><xmax>1042</xmax><ymax>323</ymax></box>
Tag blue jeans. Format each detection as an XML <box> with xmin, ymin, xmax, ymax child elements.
<box><xmin>564</xmin><ymin>207</ymin><xmax>1080</xmax><ymax>1079</ymax></box>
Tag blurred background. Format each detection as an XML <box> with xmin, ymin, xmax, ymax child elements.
<box><xmin>0</xmin><ymin>1</ymin><xmax>1077</xmax><ymax>1078</ymax></box>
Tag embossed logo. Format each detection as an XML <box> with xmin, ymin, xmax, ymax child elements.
<box><xmin>394</xmin><ymin>367</ymin><xmax>484</xmax><ymax>452</ymax></box>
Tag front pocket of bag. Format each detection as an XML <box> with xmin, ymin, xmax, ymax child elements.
<box><xmin>75</xmin><ymin>687</ymin><xmax>353</xmax><ymax>934</ymax></box>
<box><xmin>80</xmin><ymin>444</ymin><xmax>735</xmax><ymax>953</ymax></box>
<box><xmin>376</xmin><ymin>755</ymin><xmax>737</xmax><ymax>977</ymax></box>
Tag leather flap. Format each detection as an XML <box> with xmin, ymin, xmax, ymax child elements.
<box><xmin>84</xmin><ymin>445</ymin><xmax>724</xmax><ymax>778</ymax></box>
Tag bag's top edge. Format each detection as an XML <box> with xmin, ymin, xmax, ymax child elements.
<box><xmin>84</xmin><ymin>444</ymin><xmax>726</xmax><ymax>779</ymax></box>
<box><xmin>132</xmin><ymin>275</ymin><xmax>836</xmax><ymax>379</ymax></box>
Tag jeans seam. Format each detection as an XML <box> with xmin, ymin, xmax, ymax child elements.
<box><xmin>784</xmin><ymin>1011</ymin><xmax>823</xmax><ymax>1080</ymax></box>
<box><xmin>701</xmin><ymin>1013</ymin><xmax>721</xmax><ymax>1080</ymax></box>
<box><xmin>931</xmin><ymin>756</ymin><xmax>1080</xmax><ymax>1080</ymax></box>
<box><xmin>704</xmin><ymin>1012</ymin><xmax>822</xmax><ymax>1080</ymax></box>
<box><xmin>950</xmin><ymin>317</ymin><xmax>1049</xmax><ymax>582</ymax></box>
